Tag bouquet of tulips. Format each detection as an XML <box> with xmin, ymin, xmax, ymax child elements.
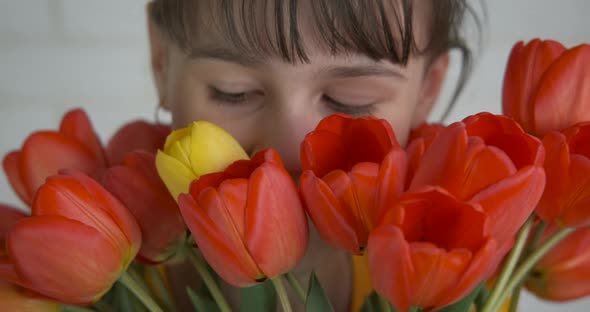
<box><xmin>0</xmin><ymin>38</ymin><xmax>589</xmax><ymax>312</ymax></box>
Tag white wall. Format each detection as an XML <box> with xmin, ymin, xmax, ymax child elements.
<box><xmin>0</xmin><ymin>1</ymin><xmax>589</xmax><ymax>310</ymax></box>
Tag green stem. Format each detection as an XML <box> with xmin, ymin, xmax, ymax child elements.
<box><xmin>526</xmin><ymin>221</ymin><xmax>547</xmax><ymax>256</ymax></box>
<box><xmin>491</xmin><ymin>227</ymin><xmax>574</xmax><ymax>311</ymax></box>
<box><xmin>481</xmin><ymin>217</ymin><xmax>533</xmax><ymax>312</ymax></box>
<box><xmin>187</xmin><ymin>249</ymin><xmax>231</xmax><ymax>312</ymax></box>
<box><xmin>92</xmin><ymin>301</ymin><xmax>114</xmax><ymax>312</ymax></box>
<box><xmin>508</xmin><ymin>283</ymin><xmax>522</xmax><ymax>312</ymax></box>
<box><xmin>119</xmin><ymin>271</ymin><xmax>163</xmax><ymax>312</ymax></box>
<box><xmin>378</xmin><ymin>293</ymin><xmax>391</xmax><ymax>312</ymax></box>
<box><xmin>127</xmin><ymin>266</ymin><xmax>152</xmax><ymax>294</ymax></box>
<box><xmin>285</xmin><ymin>272</ymin><xmax>306</xmax><ymax>303</ymax></box>
<box><xmin>272</xmin><ymin>276</ymin><xmax>293</xmax><ymax>312</ymax></box>
<box><xmin>60</xmin><ymin>305</ymin><xmax>95</xmax><ymax>312</ymax></box>
<box><xmin>147</xmin><ymin>266</ymin><xmax>176</xmax><ymax>311</ymax></box>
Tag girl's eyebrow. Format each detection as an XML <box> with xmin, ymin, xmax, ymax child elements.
<box><xmin>188</xmin><ymin>45</ymin><xmax>263</xmax><ymax>67</ymax></box>
<box><xmin>320</xmin><ymin>65</ymin><xmax>407</xmax><ymax>80</ymax></box>
<box><xmin>189</xmin><ymin>45</ymin><xmax>406</xmax><ymax>80</ymax></box>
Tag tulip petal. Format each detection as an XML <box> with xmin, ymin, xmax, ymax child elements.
<box><xmin>420</xmin><ymin>192</ymin><xmax>487</xmax><ymax>252</ymax></box>
<box><xmin>204</xmin><ymin>180</ymin><xmax>249</xmax><ymax>247</ymax></box>
<box><xmin>533</xmin><ymin>44</ymin><xmax>590</xmax><ymax>136</ymax></box>
<box><xmin>460</xmin><ymin>145</ymin><xmax>517</xmax><ymax>200</ymax></box>
<box><xmin>0</xmin><ymin>204</ymin><xmax>28</xmax><ymax>242</ymax></box>
<box><xmin>155</xmin><ymin>150</ymin><xmax>197</xmax><ymax>200</ymax></box>
<box><xmin>19</xmin><ymin>132</ymin><xmax>102</xmax><ymax>199</ymax></box>
<box><xmin>375</xmin><ymin>149</ymin><xmax>407</xmax><ymax>225</ymax></box>
<box><xmin>0</xmin><ymin>280</ymin><xmax>59</xmax><ymax>311</ymax></box>
<box><xmin>178</xmin><ymin>194</ymin><xmax>263</xmax><ymax>287</ymax></box>
<box><xmin>409</xmin><ymin>243</ymin><xmax>470</xmax><ymax>309</ymax></box>
<box><xmin>195</xmin><ymin>186</ymin><xmax>262</xmax><ymax>278</ymax></box>
<box><xmin>437</xmin><ymin>238</ymin><xmax>498</xmax><ymax>308</ymax></box>
<box><xmin>536</xmin><ymin>132</ymin><xmax>570</xmax><ymax>222</ymax></box>
<box><xmin>410</xmin><ymin>123</ymin><xmax>467</xmax><ymax>194</ymax></box>
<box><xmin>33</xmin><ymin>172</ymin><xmax>141</xmax><ymax>260</ymax></box>
<box><xmin>189</xmin><ymin>121</ymin><xmax>249</xmax><ymax>177</ymax></box>
<box><xmin>300</xmin><ymin>130</ymin><xmax>348</xmax><ymax>177</ymax></box>
<box><xmin>3</xmin><ymin>152</ymin><xmax>30</xmax><ymax>205</ymax></box>
<box><xmin>0</xmin><ymin>255</ymin><xmax>20</xmax><ymax>285</ymax></box>
<box><xmin>368</xmin><ymin>225</ymin><xmax>412</xmax><ymax>312</ymax></box>
<box><xmin>7</xmin><ymin>216</ymin><xmax>123</xmax><ymax>304</ymax></box>
<box><xmin>103</xmin><ymin>153</ymin><xmax>185</xmax><ymax>263</ymax></box>
<box><xmin>561</xmin><ymin>155</ymin><xmax>590</xmax><ymax>227</ymax></box>
<box><xmin>464</xmin><ymin>113</ymin><xmax>544</xmax><ymax>168</ymax></box>
<box><xmin>300</xmin><ymin>171</ymin><xmax>361</xmax><ymax>254</ymax></box>
<box><xmin>245</xmin><ymin>163</ymin><xmax>308</xmax><ymax>278</ymax></box>
<box><xmin>106</xmin><ymin>121</ymin><xmax>170</xmax><ymax>165</ymax></box>
<box><xmin>470</xmin><ymin>167</ymin><xmax>545</xmax><ymax>246</ymax></box>
<box><xmin>59</xmin><ymin>109</ymin><xmax>106</xmax><ymax>166</ymax></box>
<box><xmin>502</xmin><ymin>39</ymin><xmax>565</xmax><ymax>132</ymax></box>
<box><xmin>348</xmin><ymin>162</ymin><xmax>379</xmax><ymax>232</ymax></box>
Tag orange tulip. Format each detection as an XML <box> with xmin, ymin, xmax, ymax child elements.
<box><xmin>0</xmin><ymin>171</ymin><xmax>141</xmax><ymax>305</ymax></box>
<box><xmin>3</xmin><ymin>108</ymin><xmax>170</xmax><ymax>207</ymax></box>
<box><xmin>503</xmin><ymin>39</ymin><xmax>590</xmax><ymax>137</ymax></box>
<box><xmin>178</xmin><ymin>149</ymin><xmax>308</xmax><ymax>287</ymax></box>
<box><xmin>407</xmin><ymin>113</ymin><xmax>546</xmax><ymax>246</ymax></box>
<box><xmin>2</xmin><ymin>109</ymin><xmax>107</xmax><ymax>205</ymax></box>
<box><xmin>103</xmin><ymin>151</ymin><xmax>186</xmax><ymax>264</ymax></box>
<box><xmin>106</xmin><ymin>120</ymin><xmax>170</xmax><ymax>165</ymax></box>
<box><xmin>299</xmin><ymin>114</ymin><xmax>407</xmax><ymax>255</ymax></box>
<box><xmin>536</xmin><ymin>122</ymin><xmax>590</xmax><ymax>227</ymax></box>
<box><xmin>0</xmin><ymin>280</ymin><xmax>59</xmax><ymax>312</ymax></box>
<box><xmin>0</xmin><ymin>204</ymin><xmax>28</xmax><ymax>281</ymax></box>
<box><xmin>525</xmin><ymin>224</ymin><xmax>590</xmax><ymax>301</ymax></box>
<box><xmin>369</xmin><ymin>189</ymin><xmax>498</xmax><ymax>312</ymax></box>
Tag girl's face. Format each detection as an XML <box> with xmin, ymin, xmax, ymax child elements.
<box><xmin>147</xmin><ymin>1</ymin><xmax>449</xmax><ymax>177</ymax></box>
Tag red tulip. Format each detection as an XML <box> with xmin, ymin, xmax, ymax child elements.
<box><xmin>0</xmin><ymin>171</ymin><xmax>141</xmax><ymax>305</ymax></box>
<box><xmin>178</xmin><ymin>149</ymin><xmax>308</xmax><ymax>287</ymax></box>
<box><xmin>103</xmin><ymin>151</ymin><xmax>186</xmax><ymax>264</ymax></box>
<box><xmin>369</xmin><ymin>189</ymin><xmax>498</xmax><ymax>312</ymax></box>
<box><xmin>0</xmin><ymin>280</ymin><xmax>59</xmax><ymax>311</ymax></box>
<box><xmin>536</xmin><ymin>122</ymin><xmax>590</xmax><ymax>227</ymax></box>
<box><xmin>299</xmin><ymin>114</ymin><xmax>407</xmax><ymax>255</ymax></box>
<box><xmin>407</xmin><ymin>113</ymin><xmax>546</xmax><ymax>246</ymax></box>
<box><xmin>3</xmin><ymin>109</ymin><xmax>106</xmax><ymax>205</ymax></box>
<box><xmin>106</xmin><ymin>120</ymin><xmax>170</xmax><ymax>165</ymax></box>
<box><xmin>525</xmin><ymin>224</ymin><xmax>590</xmax><ymax>301</ymax></box>
<box><xmin>503</xmin><ymin>39</ymin><xmax>590</xmax><ymax>137</ymax></box>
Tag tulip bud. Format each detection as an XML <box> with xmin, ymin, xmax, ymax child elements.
<box><xmin>156</xmin><ymin>121</ymin><xmax>249</xmax><ymax>201</ymax></box>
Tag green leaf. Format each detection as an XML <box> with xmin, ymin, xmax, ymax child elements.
<box><xmin>305</xmin><ymin>272</ymin><xmax>334</xmax><ymax>312</ymax></box>
<box><xmin>240</xmin><ymin>279</ymin><xmax>277</xmax><ymax>312</ymax></box>
<box><xmin>360</xmin><ymin>291</ymin><xmax>398</xmax><ymax>312</ymax></box>
<box><xmin>187</xmin><ymin>286</ymin><xmax>220</xmax><ymax>312</ymax></box>
<box><xmin>434</xmin><ymin>282</ymin><xmax>485</xmax><ymax>312</ymax></box>
<box><xmin>360</xmin><ymin>291</ymin><xmax>382</xmax><ymax>312</ymax></box>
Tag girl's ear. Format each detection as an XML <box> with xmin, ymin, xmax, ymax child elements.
<box><xmin>412</xmin><ymin>53</ymin><xmax>450</xmax><ymax>126</ymax></box>
<box><xmin>147</xmin><ymin>2</ymin><xmax>170</xmax><ymax>111</ymax></box>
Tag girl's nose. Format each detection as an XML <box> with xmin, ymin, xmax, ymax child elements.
<box><xmin>250</xmin><ymin>103</ymin><xmax>318</xmax><ymax>178</ymax></box>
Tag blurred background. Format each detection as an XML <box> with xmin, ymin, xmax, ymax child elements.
<box><xmin>0</xmin><ymin>1</ymin><xmax>589</xmax><ymax>310</ymax></box>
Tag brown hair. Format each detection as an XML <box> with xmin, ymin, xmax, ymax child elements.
<box><xmin>150</xmin><ymin>0</ymin><xmax>484</xmax><ymax>119</ymax></box>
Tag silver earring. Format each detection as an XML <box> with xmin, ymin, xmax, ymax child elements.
<box><xmin>154</xmin><ymin>105</ymin><xmax>171</xmax><ymax>125</ymax></box>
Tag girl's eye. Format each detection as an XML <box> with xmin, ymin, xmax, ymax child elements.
<box><xmin>322</xmin><ymin>95</ymin><xmax>374</xmax><ymax>117</ymax></box>
<box><xmin>210</xmin><ymin>87</ymin><xmax>251</xmax><ymax>104</ymax></box>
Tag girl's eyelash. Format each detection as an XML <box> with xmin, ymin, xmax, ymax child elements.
<box><xmin>322</xmin><ymin>95</ymin><xmax>373</xmax><ymax>117</ymax></box>
<box><xmin>210</xmin><ymin>87</ymin><xmax>248</xmax><ymax>104</ymax></box>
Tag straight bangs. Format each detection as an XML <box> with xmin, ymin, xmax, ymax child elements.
<box><xmin>151</xmin><ymin>0</ymin><xmax>472</xmax><ymax>65</ymax></box>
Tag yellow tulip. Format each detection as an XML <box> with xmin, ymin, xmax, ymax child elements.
<box><xmin>155</xmin><ymin>121</ymin><xmax>249</xmax><ymax>201</ymax></box>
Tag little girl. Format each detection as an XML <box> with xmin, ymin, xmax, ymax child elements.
<box><xmin>146</xmin><ymin>0</ymin><xmax>481</xmax><ymax>310</ymax></box>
